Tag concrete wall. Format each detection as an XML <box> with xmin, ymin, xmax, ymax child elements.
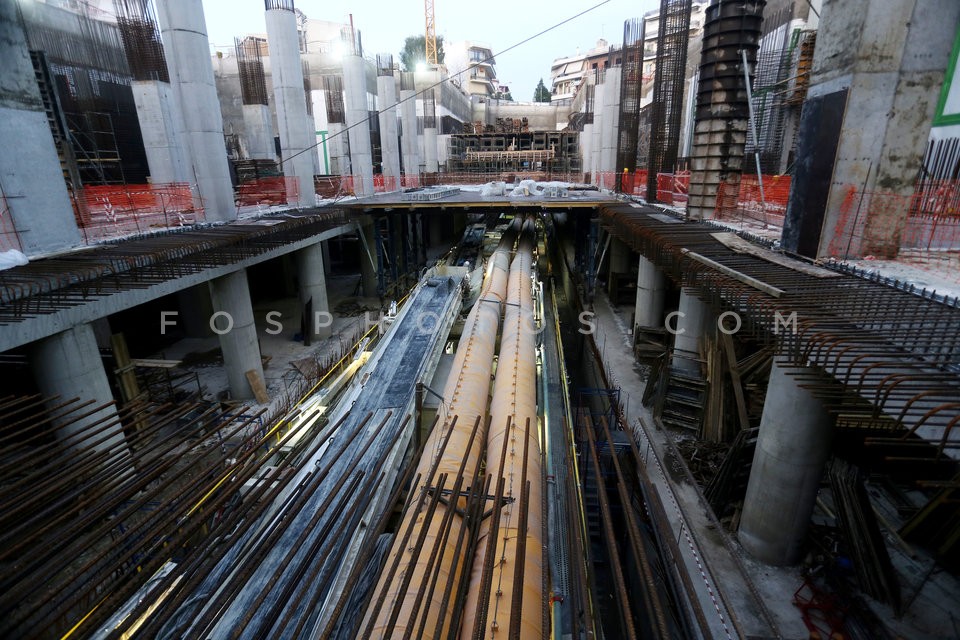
<box><xmin>0</xmin><ymin>2</ymin><xmax>82</xmax><ymax>255</ymax></box>
<box><xmin>783</xmin><ymin>0</ymin><xmax>960</xmax><ymax>258</ymax></box>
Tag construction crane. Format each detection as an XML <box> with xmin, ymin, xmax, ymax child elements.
<box><xmin>424</xmin><ymin>0</ymin><xmax>437</xmax><ymax>65</ymax></box>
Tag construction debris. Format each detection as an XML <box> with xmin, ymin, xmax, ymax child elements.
<box><xmin>828</xmin><ymin>458</ymin><xmax>902</xmax><ymax>613</ymax></box>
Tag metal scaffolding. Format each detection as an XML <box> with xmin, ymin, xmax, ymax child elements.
<box><xmin>743</xmin><ymin>4</ymin><xmax>797</xmax><ymax>174</ymax></box>
<box><xmin>615</xmin><ymin>19</ymin><xmax>645</xmax><ymax>187</ymax></box>
<box><xmin>646</xmin><ymin>0</ymin><xmax>693</xmax><ymax>200</ymax></box>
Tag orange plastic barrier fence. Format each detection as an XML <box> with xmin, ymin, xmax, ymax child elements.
<box><xmin>655</xmin><ymin>171</ymin><xmax>690</xmax><ymax>205</ymax></box>
<box><xmin>714</xmin><ymin>174</ymin><xmax>791</xmax><ymax>226</ymax></box>
<box><xmin>236</xmin><ymin>177</ymin><xmax>299</xmax><ymax>206</ymax></box>
<box><xmin>73</xmin><ymin>183</ymin><xmax>202</xmax><ymax>242</ymax></box>
<box><xmin>827</xmin><ymin>184</ymin><xmax>960</xmax><ymax>258</ymax></box>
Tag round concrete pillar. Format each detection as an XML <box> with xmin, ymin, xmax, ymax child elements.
<box><xmin>29</xmin><ymin>324</ymin><xmax>123</xmax><ymax>452</ymax></box>
<box><xmin>359</xmin><ymin>223</ymin><xmax>379</xmax><ymax>298</ymax></box>
<box><xmin>208</xmin><ymin>269</ymin><xmax>264</xmax><ymax>401</ymax></box>
<box><xmin>635</xmin><ymin>254</ymin><xmax>666</xmax><ymax>332</ymax></box>
<box><xmin>377</xmin><ymin>74</ymin><xmax>401</xmax><ymax>186</ymax></box>
<box><xmin>265</xmin><ymin>6</ymin><xmax>316</xmax><ymax>208</ymax></box>
<box><xmin>670</xmin><ymin>287</ymin><xmax>713</xmax><ymax>374</ymax></box>
<box><xmin>399</xmin><ymin>88</ymin><xmax>421</xmax><ymax>182</ymax></box>
<box><xmin>343</xmin><ymin>54</ymin><xmax>374</xmax><ymax>196</ymax></box>
<box><xmin>156</xmin><ymin>0</ymin><xmax>236</xmax><ymax>221</ymax></box>
<box><xmin>739</xmin><ymin>357</ymin><xmax>834</xmax><ymax>565</ymax></box>
<box><xmin>297</xmin><ymin>242</ymin><xmax>332</xmax><ymax>340</ymax></box>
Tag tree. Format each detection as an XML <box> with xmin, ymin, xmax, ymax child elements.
<box><xmin>494</xmin><ymin>88</ymin><xmax>513</xmax><ymax>101</ymax></box>
<box><xmin>399</xmin><ymin>35</ymin><xmax>445</xmax><ymax>72</ymax></box>
<box><xmin>533</xmin><ymin>78</ymin><xmax>551</xmax><ymax>103</ymax></box>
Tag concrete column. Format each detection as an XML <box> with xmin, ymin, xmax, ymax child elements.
<box><xmin>264</xmin><ymin>6</ymin><xmax>316</xmax><ymax>208</ymax></box>
<box><xmin>581</xmin><ymin>122</ymin><xmax>593</xmax><ymax>181</ymax></box>
<box><xmin>132</xmin><ymin>80</ymin><xmax>192</xmax><ymax>184</ymax></box>
<box><xmin>321</xmin><ymin>239</ymin><xmax>332</xmax><ymax>274</ymax></box>
<box><xmin>359</xmin><ymin>223</ymin><xmax>378</xmax><ymax>297</ymax></box>
<box><xmin>671</xmin><ymin>287</ymin><xmax>712</xmax><ymax>374</ymax></box>
<box><xmin>606</xmin><ymin>237</ymin><xmax>630</xmax><ymax>296</ymax></box>
<box><xmin>739</xmin><ymin>357</ymin><xmax>833</xmax><ymax>565</ymax></box>
<box><xmin>343</xmin><ymin>54</ymin><xmax>374</xmax><ymax>196</ymax></box>
<box><xmin>0</xmin><ymin>3</ymin><xmax>81</xmax><ymax>255</ymax></box>
<box><xmin>156</xmin><ymin>0</ymin><xmax>236</xmax><ymax>222</ymax></box>
<box><xmin>399</xmin><ymin>88</ymin><xmax>421</xmax><ymax>182</ymax></box>
<box><xmin>208</xmin><ymin>270</ymin><xmax>264</xmax><ymax>401</ymax></box>
<box><xmin>377</xmin><ymin>74</ymin><xmax>401</xmax><ymax>189</ymax></box>
<box><xmin>177</xmin><ymin>283</ymin><xmax>215</xmax><ymax>338</ymax></box>
<box><xmin>635</xmin><ymin>254</ymin><xmax>666</xmax><ymax>332</ymax></box>
<box><xmin>423</xmin><ymin>127</ymin><xmax>439</xmax><ymax>174</ymax></box>
<box><xmin>782</xmin><ymin>0</ymin><xmax>960</xmax><ymax>259</ymax></box>
<box><xmin>242</xmin><ymin>103</ymin><xmax>275</xmax><ymax>160</ymax></box>
<box><xmin>327</xmin><ymin>122</ymin><xmax>345</xmax><ymax>175</ymax></box>
<box><xmin>29</xmin><ymin>324</ymin><xmax>123</xmax><ymax>452</ymax></box>
<box><xmin>591</xmin><ymin>82</ymin><xmax>605</xmax><ymax>185</ymax></box>
<box><xmin>600</xmin><ymin>69</ymin><xmax>621</xmax><ymax>176</ymax></box>
<box><xmin>684</xmin><ymin>0</ymin><xmax>763</xmax><ymax>220</ymax></box>
<box><xmin>297</xmin><ymin>242</ymin><xmax>332</xmax><ymax>340</ymax></box>
<box><xmin>427</xmin><ymin>214</ymin><xmax>444</xmax><ymax>248</ymax></box>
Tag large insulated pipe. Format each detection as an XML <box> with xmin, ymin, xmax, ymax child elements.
<box><xmin>461</xmin><ymin>220</ymin><xmax>542</xmax><ymax>638</ymax></box>
<box><xmin>362</xmin><ymin>220</ymin><xmax>520</xmax><ymax>639</ymax></box>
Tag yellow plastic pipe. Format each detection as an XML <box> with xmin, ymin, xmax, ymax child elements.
<box><xmin>461</xmin><ymin>220</ymin><xmax>543</xmax><ymax>639</ymax></box>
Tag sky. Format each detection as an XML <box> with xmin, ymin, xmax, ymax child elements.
<box><xmin>201</xmin><ymin>0</ymin><xmax>659</xmax><ymax>99</ymax></box>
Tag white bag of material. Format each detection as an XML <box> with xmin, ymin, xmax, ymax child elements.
<box><xmin>0</xmin><ymin>250</ymin><xmax>28</xmax><ymax>270</ymax></box>
<box><xmin>480</xmin><ymin>181</ymin><xmax>506</xmax><ymax>197</ymax></box>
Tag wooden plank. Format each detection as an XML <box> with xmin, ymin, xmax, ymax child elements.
<box><xmin>245</xmin><ymin>369</ymin><xmax>270</xmax><ymax>404</ymax></box>
<box><xmin>130</xmin><ymin>358</ymin><xmax>182</xmax><ymax>369</ymax></box>
<box><xmin>719</xmin><ymin>331</ymin><xmax>751</xmax><ymax>434</ymax></box>
<box><xmin>681</xmin><ymin>249</ymin><xmax>786</xmax><ymax>298</ymax></box>
<box><xmin>111</xmin><ymin>333</ymin><xmax>142</xmax><ymax>404</ymax></box>
<box><xmin>711</xmin><ymin>232</ymin><xmax>841</xmax><ymax>278</ymax></box>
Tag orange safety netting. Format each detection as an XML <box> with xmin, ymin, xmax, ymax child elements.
<box><xmin>655</xmin><ymin>171</ymin><xmax>690</xmax><ymax>205</ymax></box>
<box><xmin>714</xmin><ymin>174</ymin><xmax>791</xmax><ymax>226</ymax></box>
<box><xmin>73</xmin><ymin>183</ymin><xmax>202</xmax><ymax>242</ymax></box>
<box><xmin>827</xmin><ymin>184</ymin><xmax>960</xmax><ymax>258</ymax></box>
<box><xmin>236</xmin><ymin>177</ymin><xmax>299</xmax><ymax>206</ymax></box>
